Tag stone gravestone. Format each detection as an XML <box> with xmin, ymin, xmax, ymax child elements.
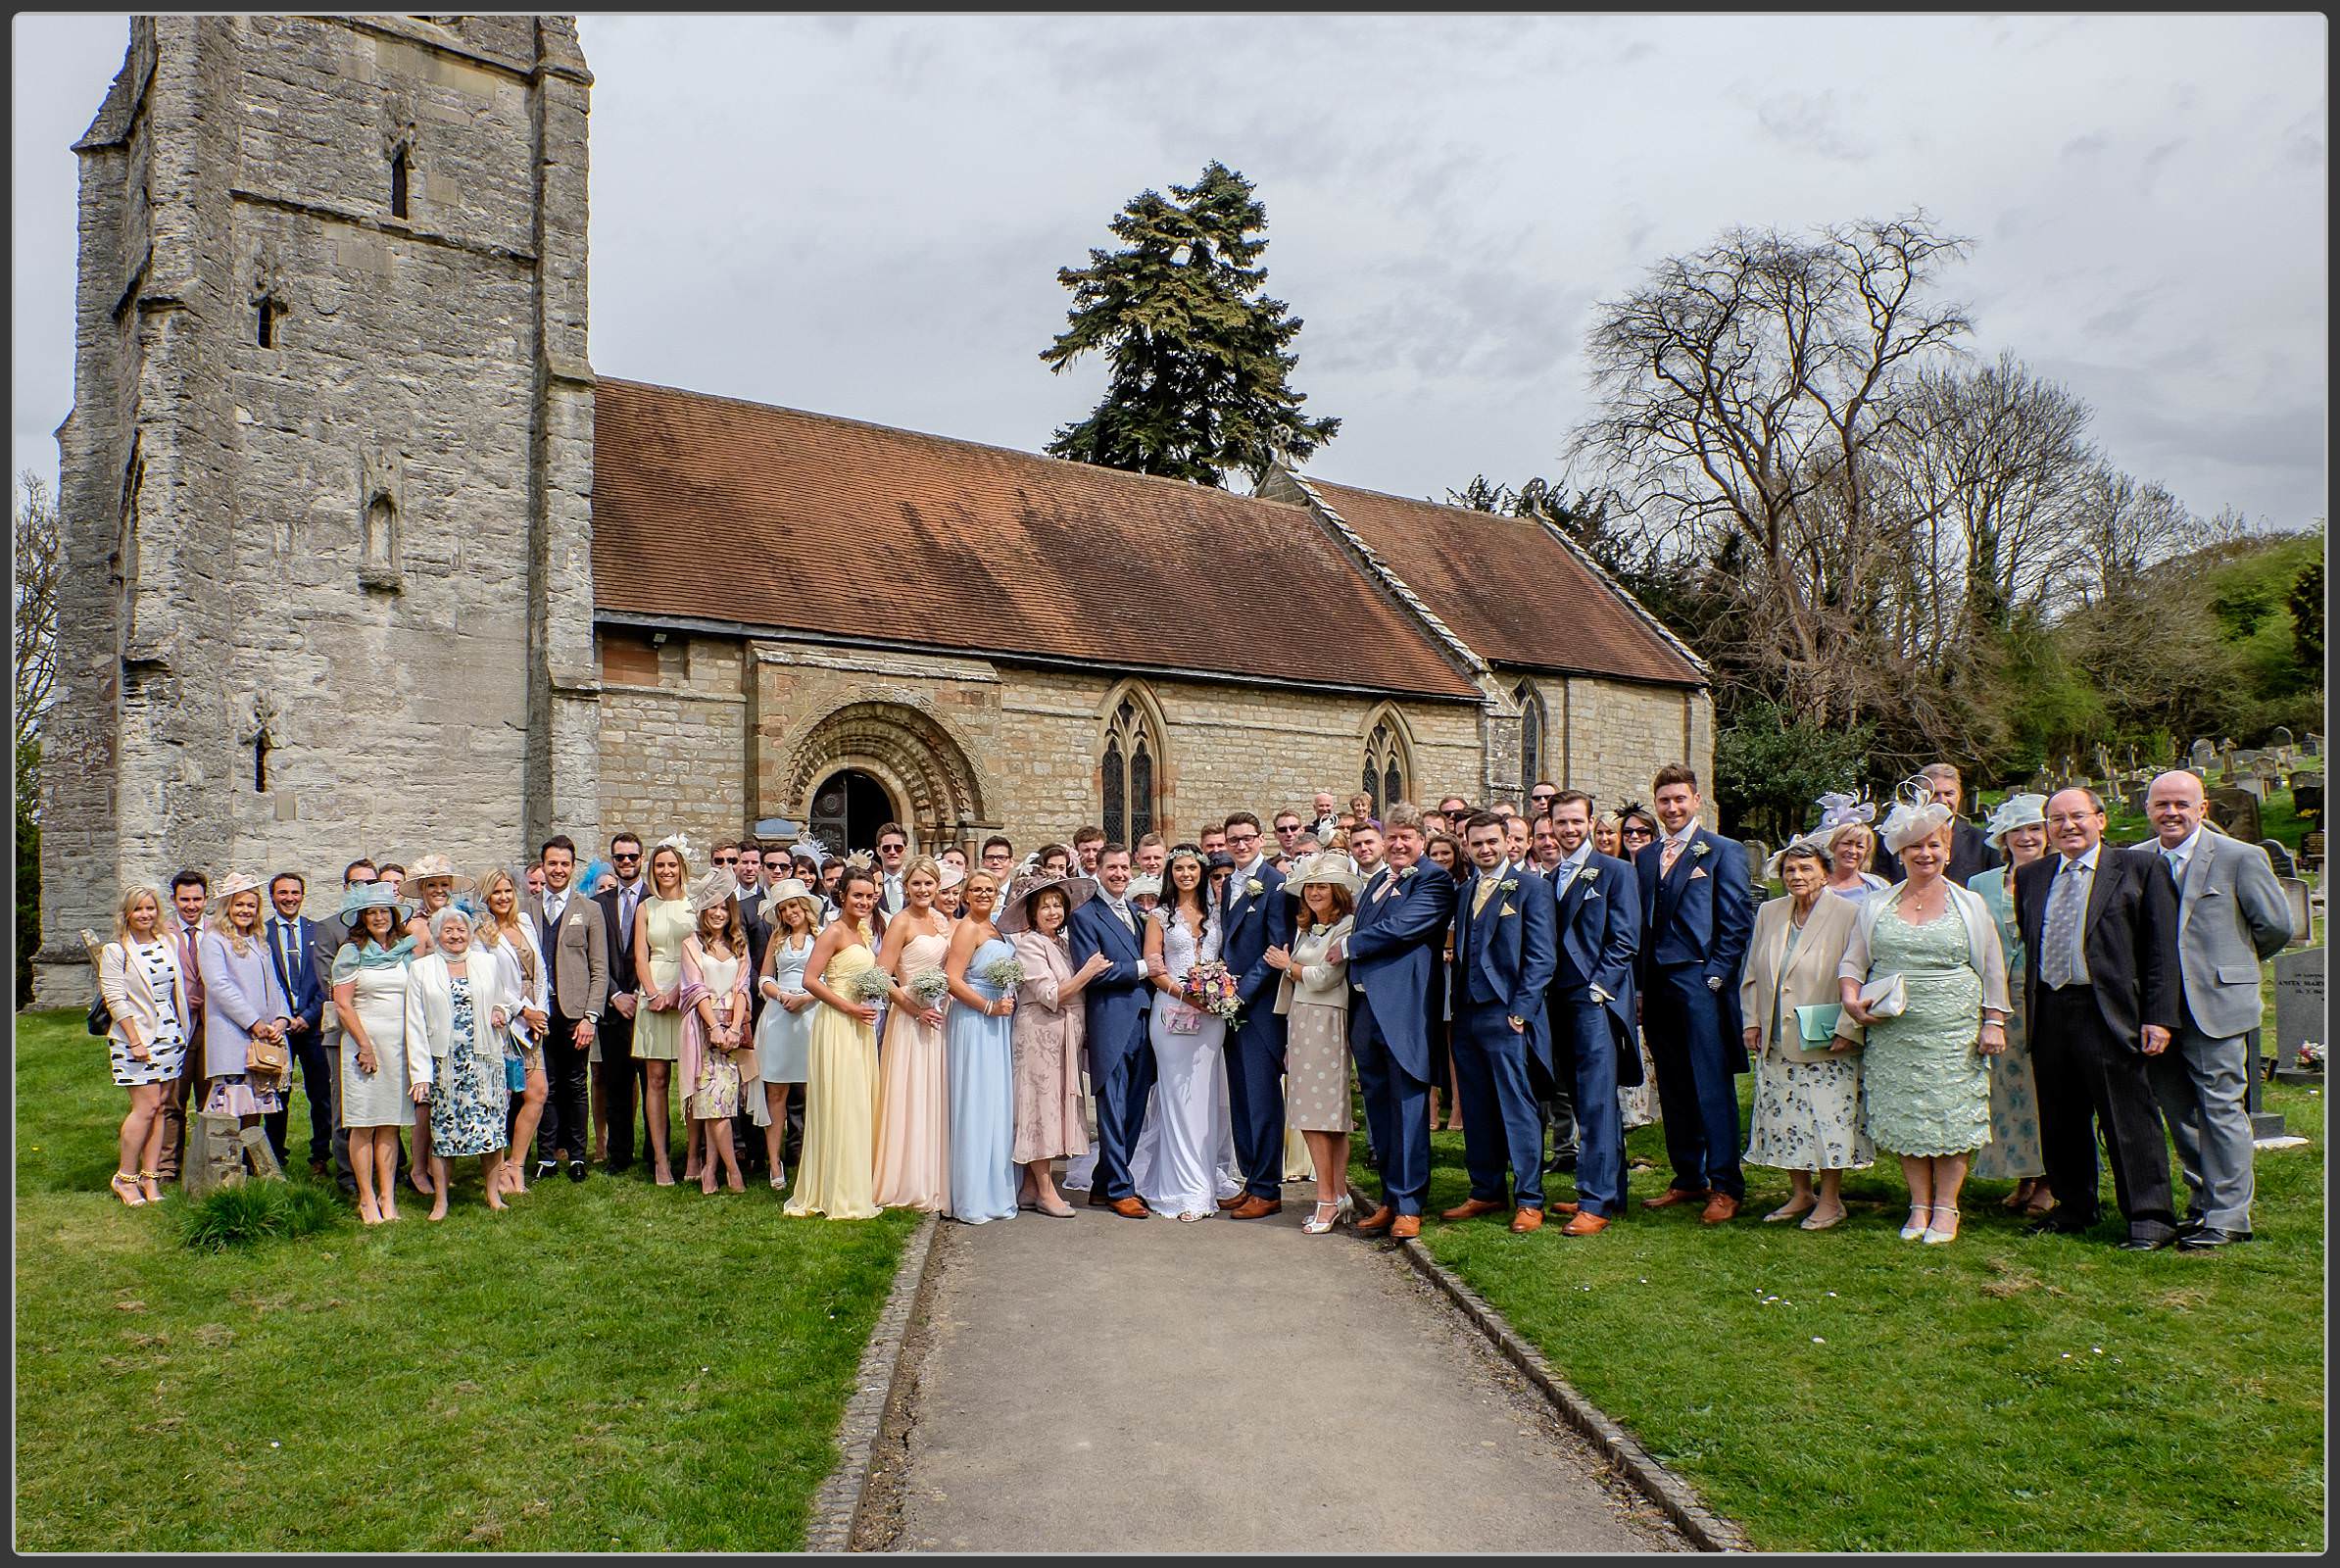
<box><xmin>1742</xmin><ymin>839</ymin><xmax>1771</xmax><ymax>891</ymax></box>
<box><xmin>2290</xmin><ymin>772</ymin><xmax>2323</xmax><ymax>825</ymax></box>
<box><xmin>2261</xmin><ymin>838</ymin><xmax>2299</xmax><ymax>879</ymax></box>
<box><xmin>2305</xmin><ymin>732</ymin><xmax>2321</xmax><ymax>759</ymax></box>
<box><xmin>2094</xmin><ymin>744</ymin><xmax>2116</xmax><ymax>788</ymax></box>
<box><xmin>2271</xmin><ymin>948</ymin><xmax>2323</xmax><ymax>1085</ymax></box>
<box><xmin>2190</xmin><ymin>737</ymin><xmax>2217</xmax><ymax>772</ymax></box>
<box><xmin>2273</xmin><ymin>725</ymin><xmax>2295</xmax><ymax>750</ymax></box>
<box><xmin>2237</xmin><ymin>774</ymin><xmax>2267</xmax><ymax>803</ymax></box>
<box><xmin>2277</xmin><ymin>875</ymin><xmax>2313</xmax><ymax>944</ymax></box>
<box><xmin>2206</xmin><ymin>787</ymin><xmax>2262</xmax><ymax>846</ymax></box>
<box><xmin>2220</xmin><ymin>740</ymin><xmax>2240</xmax><ymax>780</ymax></box>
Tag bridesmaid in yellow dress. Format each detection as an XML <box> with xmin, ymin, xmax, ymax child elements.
<box><xmin>872</xmin><ymin>856</ymin><xmax>953</xmax><ymax>1212</ymax></box>
<box><xmin>629</xmin><ymin>836</ymin><xmax>696</xmax><ymax>1186</ymax></box>
<box><xmin>786</xmin><ymin>867</ymin><xmax>885</xmax><ymax>1220</ymax></box>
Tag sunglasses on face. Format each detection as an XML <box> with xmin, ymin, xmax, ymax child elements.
<box><xmin>713</xmin><ymin>856</ymin><xmax>738</xmax><ymax>867</ymax></box>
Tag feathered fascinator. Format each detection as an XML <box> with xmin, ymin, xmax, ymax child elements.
<box><xmin>654</xmin><ymin>830</ymin><xmax>698</xmax><ymax>871</ymax></box>
<box><xmin>1813</xmin><ymin>792</ymin><xmax>1877</xmax><ymax>832</ymax></box>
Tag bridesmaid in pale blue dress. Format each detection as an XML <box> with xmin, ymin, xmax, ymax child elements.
<box><xmin>755</xmin><ymin>879</ymin><xmax>824</xmax><ymax>1192</ymax></box>
<box><xmin>942</xmin><ymin>870</ymin><xmax>1020</xmax><ymax>1224</ymax></box>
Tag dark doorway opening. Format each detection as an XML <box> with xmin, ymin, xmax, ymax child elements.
<box><xmin>810</xmin><ymin>768</ymin><xmax>894</xmax><ymax>854</ymax></box>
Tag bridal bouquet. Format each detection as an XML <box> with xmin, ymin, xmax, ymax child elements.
<box><xmin>1180</xmin><ymin>959</ymin><xmax>1243</xmax><ymax>1024</ymax></box>
<box><xmin>978</xmin><ymin>955</ymin><xmax>1026</xmax><ymax>991</ymax></box>
<box><xmin>906</xmin><ymin>968</ymin><xmax>951</xmax><ymax>1007</ymax></box>
<box><xmin>849</xmin><ymin>967</ymin><xmax>895</xmax><ymax>1004</ymax></box>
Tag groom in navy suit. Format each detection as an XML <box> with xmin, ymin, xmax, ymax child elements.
<box><xmin>1543</xmin><ymin>791</ymin><xmax>1641</xmax><ymax>1234</ymax></box>
<box><xmin>1067</xmin><ymin>844</ymin><xmax>1157</xmax><ymax>1219</ymax></box>
<box><xmin>1330</xmin><ymin>803</ymin><xmax>1456</xmax><ymax>1241</ymax></box>
<box><xmin>1218</xmin><ymin>812</ymin><xmax>1292</xmax><ymax>1216</ymax></box>
<box><xmin>1635</xmin><ymin>763</ymin><xmax>1754</xmax><ymax>1224</ymax></box>
<box><xmin>1444</xmin><ymin>812</ymin><xmax>1559</xmax><ymax>1232</ymax></box>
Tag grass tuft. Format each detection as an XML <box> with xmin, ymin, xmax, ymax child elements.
<box><xmin>174</xmin><ymin>1175</ymin><xmax>346</xmax><ymax>1250</ymax></box>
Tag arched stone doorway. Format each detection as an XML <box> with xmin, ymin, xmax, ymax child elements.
<box><xmin>778</xmin><ymin>700</ymin><xmax>990</xmax><ymax>853</ymax></box>
<box><xmin>806</xmin><ymin>766</ymin><xmax>899</xmax><ymax>854</ymax></box>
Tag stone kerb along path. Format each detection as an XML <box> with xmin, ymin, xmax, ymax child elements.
<box><xmin>867</xmin><ymin>1198</ymin><xmax>1687</xmax><ymax>1553</ymax></box>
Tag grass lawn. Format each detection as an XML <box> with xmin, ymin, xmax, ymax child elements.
<box><xmin>1381</xmin><ymin>1075</ymin><xmax>2325</xmax><ymax>1552</ymax></box>
<box><xmin>13</xmin><ymin>1008</ymin><xmax>917</xmax><ymax>1551</ymax></box>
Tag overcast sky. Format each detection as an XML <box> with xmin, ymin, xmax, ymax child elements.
<box><xmin>12</xmin><ymin>13</ymin><xmax>2328</xmax><ymax>529</ymax></box>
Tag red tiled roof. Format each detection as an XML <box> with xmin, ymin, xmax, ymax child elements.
<box><xmin>1299</xmin><ymin>478</ymin><xmax>1705</xmax><ymax>687</ymax></box>
<box><xmin>590</xmin><ymin>379</ymin><xmax>1481</xmax><ymax>701</ymax></box>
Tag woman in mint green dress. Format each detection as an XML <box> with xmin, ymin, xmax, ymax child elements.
<box><xmin>1967</xmin><ymin>794</ymin><xmax>2052</xmax><ymax>1215</ymax></box>
<box><xmin>1840</xmin><ymin>806</ymin><xmax>2011</xmax><ymax>1245</ymax></box>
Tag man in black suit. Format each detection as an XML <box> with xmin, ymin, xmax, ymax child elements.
<box><xmin>2017</xmin><ymin>787</ymin><xmax>2184</xmax><ymax>1250</ymax></box>
<box><xmin>1877</xmin><ymin>762</ymin><xmax>2001</xmax><ymax>885</ymax></box>
<box><xmin>594</xmin><ymin>831</ymin><xmax>648</xmax><ymax>1173</ymax></box>
<box><xmin>528</xmin><ymin>834</ymin><xmax>609</xmax><ymax>1183</ymax></box>
<box><xmin>262</xmin><ymin>870</ymin><xmax>331</xmax><ymax>1174</ymax></box>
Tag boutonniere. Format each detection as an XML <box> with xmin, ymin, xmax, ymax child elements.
<box><xmin>1399</xmin><ymin>864</ymin><xmax>1418</xmax><ymax>879</ymax></box>
<box><xmin>1691</xmin><ymin>841</ymin><xmax>1711</xmax><ymax>858</ymax></box>
<box><xmin>1580</xmin><ymin>866</ymin><xmax>1600</xmax><ymax>883</ymax></box>
<box><xmin>1243</xmin><ymin>877</ymin><xmax>1265</xmax><ymax>898</ymax></box>
<box><xmin>1498</xmin><ymin>877</ymin><xmax>1520</xmax><ymax>893</ymax></box>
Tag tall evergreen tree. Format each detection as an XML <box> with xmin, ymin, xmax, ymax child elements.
<box><xmin>1042</xmin><ymin>161</ymin><xmax>1339</xmax><ymax>487</ymax></box>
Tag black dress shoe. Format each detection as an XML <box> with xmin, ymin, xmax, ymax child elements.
<box><xmin>2024</xmin><ymin>1215</ymin><xmax>2090</xmax><ymax>1237</ymax></box>
<box><xmin>2177</xmin><ymin>1227</ymin><xmax>2239</xmax><ymax>1250</ymax></box>
<box><xmin>2118</xmin><ymin>1233</ymin><xmax>2175</xmax><ymax>1251</ymax></box>
<box><xmin>567</xmin><ymin>1159</ymin><xmax>589</xmax><ymax>1183</ymax></box>
<box><xmin>536</xmin><ymin>1160</ymin><xmax>558</xmax><ymax>1181</ymax></box>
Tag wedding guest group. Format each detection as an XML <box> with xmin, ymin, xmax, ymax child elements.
<box><xmin>85</xmin><ymin>755</ymin><xmax>2280</xmax><ymax>1258</ymax></box>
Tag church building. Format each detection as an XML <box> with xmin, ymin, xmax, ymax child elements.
<box><xmin>33</xmin><ymin>14</ymin><xmax>1710</xmax><ymax>1003</ymax></box>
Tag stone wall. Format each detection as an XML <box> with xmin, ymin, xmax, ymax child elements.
<box><xmin>1550</xmin><ymin>672</ymin><xmax>1717</xmax><ymax>823</ymax></box>
<box><xmin>35</xmin><ymin>16</ymin><xmax>596</xmax><ymax>1004</ymax></box>
<box><xmin>596</xmin><ymin>630</ymin><xmax>1487</xmax><ymax>855</ymax></box>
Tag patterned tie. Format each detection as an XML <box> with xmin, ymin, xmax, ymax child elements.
<box><xmin>2042</xmin><ymin>858</ymin><xmax>2090</xmax><ymax>989</ymax></box>
<box><xmin>1472</xmin><ymin>874</ymin><xmax>1501</xmax><ymax>918</ymax></box>
<box><xmin>1660</xmin><ymin>834</ymin><xmax>1687</xmax><ymax>876</ymax></box>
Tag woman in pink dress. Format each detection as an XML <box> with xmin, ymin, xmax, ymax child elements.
<box><xmin>1000</xmin><ymin>874</ymin><xmax>1110</xmax><ymax>1216</ymax></box>
<box><xmin>871</xmin><ymin>857</ymin><xmax>952</xmax><ymax>1211</ymax></box>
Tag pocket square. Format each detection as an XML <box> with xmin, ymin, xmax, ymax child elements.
<box><xmin>1499</xmin><ymin>903</ymin><xmax>1516</xmax><ymax>917</ymax></box>
<box><xmin>1688</xmin><ymin>866</ymin><xmax>1708</xmax><ymax>880</ymax></box>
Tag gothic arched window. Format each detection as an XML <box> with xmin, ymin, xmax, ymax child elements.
<box><xmin>1099</xmin><ymin>693</ymin><xmax>1160</xmax><ymax>845</ymax></box>
<box><xmin>1363</xmin><ymin>716</ymin><xmax>1409</xmax><ymax>817</ymax></box>
<box><xmin>1514</xmin><ymin>679</ymin><xmax>1545</xmax><ymax>793</ymax></box>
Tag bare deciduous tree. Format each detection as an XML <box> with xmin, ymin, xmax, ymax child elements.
<box><xmin>13</xmin><ymin>471</ymin><xmax>61</xmax><ymax>778</ymax></box>
<box><xmin>1569</xmin><ymin>213</ymin><xmax>1973</xmax><ymax>728</ymax></box>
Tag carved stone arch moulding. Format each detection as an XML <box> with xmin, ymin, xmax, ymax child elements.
<box><xmin>781</xmin><ymin>700</ymin><xmax>988</xmax><ymax>840</ymax></box>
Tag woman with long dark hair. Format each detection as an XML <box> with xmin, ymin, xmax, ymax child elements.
<box><xmin>1132</xmin><ymin>846</ymin><xmax>1236</xmax><ymax>1221</ymax></box>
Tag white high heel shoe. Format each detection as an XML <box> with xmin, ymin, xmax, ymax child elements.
<box><xmin>1899</xmin><ymin>1204</ymin><xmax>1932</xmax><ymax>1242</ymax></box>
<box><xmin>1302</xmin><ymin>1195</ymin><xmax>1354</xmax><ymax>1235</ymax></box>
<box><xmin>1923</xmin><ymin>1206</ymin><xmax>1960</xmax><ymax>1245</ymax></box>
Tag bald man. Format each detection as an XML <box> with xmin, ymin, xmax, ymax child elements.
<box><xmin>2140</xmin><ymin>770</ymin><xmax>2291</xmax><ymax>1250</ymax></box>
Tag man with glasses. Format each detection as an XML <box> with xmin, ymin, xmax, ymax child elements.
<box><xmin>1218</xmin><ymin>811</ymin><xmax>1292</xmax><ymax>1217</ymax></box>
<box><xmin>594</xmin><ymin>832</ymin><xmax>648</xmax><ymax>1173</ymax></box>
<box><xmin>874</xmin><ymin>824</ymin><xmax>913</xmax><ymax>913</ymax></box>
<box><xmin>1273</xmin><ymin>808</ymin><xmax>1305</xmax><ymax>853</ymax></box>
<box><xmin>978</xmin><ymin>834</ymin><xmax>1014</xmax><ymax>889</ymax></box>
<box><xmin>1528</xmin><ymin>781</ymin><xmax>1560</xmax><ymax>815</ymax></box>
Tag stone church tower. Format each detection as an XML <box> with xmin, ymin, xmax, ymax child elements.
<box><xmin>35</xmin><ymin>16</ymin><xmax>600</xmax><ymax>1002</ymax></box>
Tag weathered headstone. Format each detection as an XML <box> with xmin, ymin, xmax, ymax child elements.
<box><xmin>2094</xmin><ymin>743</ymin><xmax>2116</xmax><ymax>785</ymax></box>
<box><xmin>2262</xmin><ymin>838</ymin><xmax>2299</xmax><ymax>879</ymax></box>
<box><xmin>2191</xmin><ymin>737</ymin><xmax>2217</xmax><ymax>771</ymax></box>
<box><xmin>2219</xmin><ymin>739</ymin><xmax>2239</xmax><ymax>780</ymax></box>
<box><xmin>1743</xmin><ymin>839</ymin><xmax>1771</xmax><ymax>890</ymax></box>
<box><xmin>2237</xmin><ymin>775</ymin><xmax>2267</xmax><ymax>803</ymax></box>
<box><xmin>2126</xmin><ymin>784</ymin><xmax>2149</xmax><ymax>815</ymax></box>
<box><xmin>2027</xmin><ymin>767</ymin><xmax>2055</xmax><ymax>796</ymax></box>
<box><xmin>2278</xmin><ymin>875</ymin><xmax>2314</xmax><ymax>944</ymax></box>
<box><xmin>2290</xmin><ymin>773</ymin><xmax>2323</xmax><ymax>824</ymax></box>
<box><xmin>2272</xmin><ymin>948</ymin><xmax>2323</xmax><ymax>1082</ymax></box>
<box><xmin>2301</xmin><ymin>831</ymin><xmax>2325</xmax><ymax>874</ymax></box>
<box><xmin>2305</xmin><ymin>732</ymin><xmax>2321</xmax><ymax>759</ymax></box>
<box><xmin>2206</xmin><ymin>787</ymin><xmax>2262</xmax><ymax>846</ymax></box>
<box><xmin>2273</xmin><ymin>725</ymin><xmax>2294</xmax><ymax>749</ymax></box>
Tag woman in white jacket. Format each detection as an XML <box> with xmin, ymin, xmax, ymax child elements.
<box><xmin>1265</xmin><ymin>854</ymin><xmax>1360</xmax><ymax>1235</ymax></box>
<box><xmin>404</xmin><ymin>906</ymin><xmax>516</xmax><ymax>1219</ymax></box>
<box><xmin>97</xmin><ymin>886</ymin><xmax>190</xmax><ymax>1206</ymax></box>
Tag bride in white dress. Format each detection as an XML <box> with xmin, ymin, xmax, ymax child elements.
<box><xmin>1132</xmin><ymin>849</ymin><xmax>1237</xmax><ymax>1220</ymax></box>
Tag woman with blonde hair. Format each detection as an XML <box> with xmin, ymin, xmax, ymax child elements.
<box><xmin>680</xmin><ymin>868</ymin><xmax>756</xmax><ymax>1195</ymax></box>
<box><xmin>872</xmin><ymin>856</ymin><xmax>953</xmax><ymax>1212</ymax></box>
<box><xmin>1264</xmin><ymin>854</ymin><xmax>1360</xmax><ymax>1234</ymax></box>
<box><xmin>473</xmin><ymin>867</ymin><xmax>552</xmax><ymax>1195</ymax></box>
<box><xmin>1590</xmin><ymin>811</ymin><xmax>1625</xmax><ymax>859</ymax></box>
<box><xmin>754</xmin><ymin>878</ymin><xmax>824</xmax><ymax>1191</ymax></box>
<box><xmin>404</xmin><ymin>905</ymin><xmax>516</xmax><ymax>1218</ymax></box>
<box><xmin>629</xmin><ymin>835</ymin><xmax>696</xmax><ymax>1185</ymax></box>
<box><xmin>1839</xmin><ymin>800</ymin><xmax>2011</xmax><ymax>1244</ymax></box>
<box><xmin>785</xmin><ymin>867</ymin><xmax>886</xmax><ymax>1220</ymax></box>
<box><xmin>331</xmin><ymin>882</ymin><xmax>416</xmax><ymax>1223</ymax></box>
<box><xmin>98</xmin><ymin>885</ymin><xmax>190</xmax><ymax>1205</ymax></box>
<box><xmin>196</xmin><ymin>872</ymin><xmax>295</xmax><ymax>1136</ymax></box>
<box><xmin>1812</xmin><ymin>797</ymin><xmax>1888</xmax><ymax>901</ymax></box>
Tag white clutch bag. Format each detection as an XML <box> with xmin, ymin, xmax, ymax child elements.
<box><xmin>1859</xmin><ymin>974</ymin><xmax>1908</xmax><ymax>1020</ymax></box>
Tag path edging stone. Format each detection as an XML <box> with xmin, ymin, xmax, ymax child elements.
<box><xmin>1395</xmin><ymin>1237</ymin><xmax>1752</xmax><ymax>1553</ymax></box>
<box><xmin>804</xmin><ymin>1211</ymin><xmax>942</xmax><ymax>1552</ymax></box>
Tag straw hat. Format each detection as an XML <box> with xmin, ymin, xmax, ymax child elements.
<box><xmin>208</xmin><ymin>871</ymin><xmax>268</xmax><ymax>907</ymax></box>
<box><xmin>1983</xmin><ymin>793</ymin><xmax>2048</xmax><ymax>850</ymax></box>
<box><xmin>998</xmin><ymin>873</ymin><xmax>1099</xmax><ymax>936</ymax></box>
<box><xmin>686</xmin><ymin>866</ymin><xmax>739</xmax><ymax>917</ymax></box>
<box><xmin>1286</xmin><ymin>852</ymin><xmax>1361</xmax><ymax>896</ymax></box>
<box><xmin>404</xmin><ymin>852</ymin><xmax>474</xmax><ymax>893</ymax></box>
<box><xmin>762</xmin><ymin>877</ymin><xmax>823</xmax><ymax>928</ymax></box>
<box><xmin>1126</xmin><ymin>872</ymin><xmax>1163</xmax><ymax>902</ymax></box>
<box><xmin>1764</xmin><ymin>831</ymin><xmax>1836</xmax><ymax>882</ymax></box>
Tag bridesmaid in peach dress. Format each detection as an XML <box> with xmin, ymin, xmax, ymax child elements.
<box><xmin>872</xmin><ymin>857</ymin><xmax>953</xmax><ymax>1212</ymax></box>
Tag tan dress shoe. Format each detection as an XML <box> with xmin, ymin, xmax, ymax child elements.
<box><xmin>1545</xmin><ymin>1200</ymin><xmax>1581</xmax><ymax>1216</ymax></box>
<box><xmin>1699</xmin><ymin>1193</ymin><xmax>1740</xmax><ymax>1225</ymax></box>
<box><xmin>1230</xmin><ymin>1195</ymin><xmax>1283</xmax><ymax>1219</ymax></box>
<box><xmin>1217</xmin><ymin>1194</ymin><xmax>1249</xmax><ymax>1210</ymax></box>
<box><xmin>1641</xmin><ymin>1186</ymin><xmax>1711</xmax><ymax>1209</ymax></box>
<box><xmin>1389</xmin><ymin>1213</ymin><xmax>1422</xmax><ymax>1240</ymax></box>
<box><xmin>1560</xmin><ymin>1211</ymin><xmax>1610</xmax><ymax>1237</ymax></box>
<box><xmin>1110</xmin><ymin>1197</ymin><xmax>1151</xmax><ymax>1219</ymax></box>
<box><xmin>1510</xmin><ymin>1206</ymin><xmax>1544</xmax><ymax>1234</ymax></box>
<box><xmin>1353</xmin><ymin>1202</ymin><xmax>1395</xmax><ymax>1236</ymax></box>
<box><xmin>1438</xmin><ymin>1197</ymin><xmax>1508</xmax><ymax>1221</ymax></box>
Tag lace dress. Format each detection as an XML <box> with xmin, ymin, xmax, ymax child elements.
<box><xmin>1858</xmin><ymin>908</ymin><xmax>1992</xmax><ymax>1157</ymax></box>
<box><xmin>1967</xmin><ymin>867</ymin><xmax>2044</xmax><ymax>1181</ymax></box>
<box><xmin>1134</xmin><ymin>909</ymin><xmax>1235</xmax><ymax>1218</ymax></box>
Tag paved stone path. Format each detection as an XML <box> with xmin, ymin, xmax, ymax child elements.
<box><xmin>889</xmin><ymin>1186</ymin><xmax>1683</xmax><ymax>1553</ymax></box>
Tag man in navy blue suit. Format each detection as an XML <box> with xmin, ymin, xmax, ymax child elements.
<box><xmin>1443</xmin><ymin>812</ymin><xmax>1559</xmax><ymax>1233</ymax></box>
<box><xmin>1066</xmin><ymin>844</ymin><xmax>1158</xmax><ymax>1219</ymax></box>
<box><xmin>1635</xmin><ymin>763</ymin><xmax>1755</xmax><ymax>1224</ymax></box>
<box><xmin>1329</xmin><ymin>802</ymin><xmax>1456</xmax><ymax>1241</ymax></box>
<box><xmin>262</xmin><ymin>869</ymin><xmax>331</xmax><ymax>1174</ymax></box>
<box><xmin>1543</xmin><ymin>791</ymin><xmax>1641</xmax><ymax>1235</ymax></box>
<box><xmin>1218</xmin><ymin>811</ymin><xmax>1292</xmax><ymax>1216</ymax></box>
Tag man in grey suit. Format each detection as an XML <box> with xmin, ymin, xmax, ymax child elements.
<box><xmin>526</xmin><ymin>835</ymin><xmax>609</xmax><ymax>1182</ymax></box>
<box><xmin>2140</xmin><ymin>770</ymin><xmax>2292</xmax><ymax>1250</ymax></box>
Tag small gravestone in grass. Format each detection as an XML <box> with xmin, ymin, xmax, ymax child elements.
<box><xmin>2262</xmin><ymin>838</ymin><xmax>2299</xmax><ymax>879</ymax></box>
<box><xmin>2191</xmin><ymin>737</ymin><xmax>2218</xmax><ymax>772</ymax></box>
<box><xmin>2272</xmin><ymin>948</ymin><xmax>2323</xmax><ymax>1087</ymax></box>
<box><xmin>2207</xmin><ymin>787</ymin><xmax>2263</xmax><ymax>846</ymax></box>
